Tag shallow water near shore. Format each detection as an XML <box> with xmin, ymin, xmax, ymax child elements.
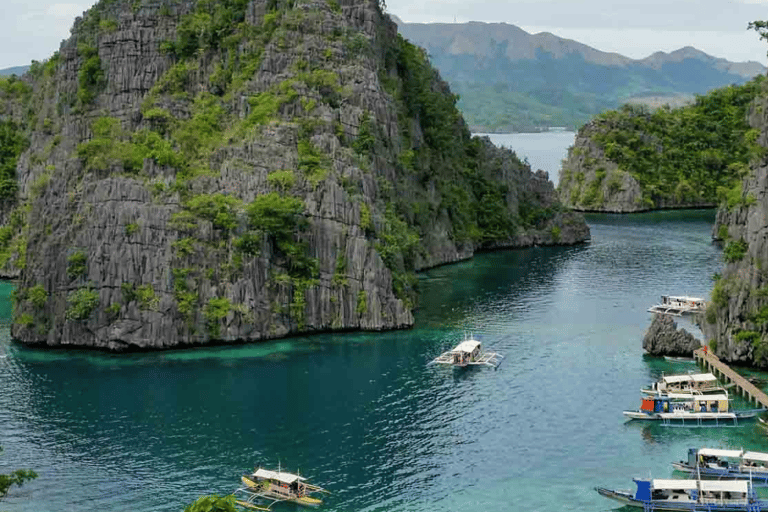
<box><xmin>3</xmin><ymin>209</ymin><xmax>768</xmax><ymax>512</ymax></box>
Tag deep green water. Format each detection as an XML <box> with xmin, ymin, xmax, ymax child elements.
<box><xmin>3</xmin><ymin>210</ymin><xmax>768</xmax><ymax>512</ymax></box>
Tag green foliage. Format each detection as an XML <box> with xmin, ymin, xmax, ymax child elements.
<box><xmin>27</xmin><ymin>285</ymin><xmax>47</xmax><ymax>309</ymax></box>
<box><xmin>121</xmin><ymin>282</ymin><xmax>137</xmax><ymax>303</ymax></box>
<box><xmin>246</xmin><ymin>193</ymin><xmax>305</xmax><ymax>240</ymax></box>
<box><xmin>65</xmin><ymin>287</ymin><xmax>99</xmax><ymax>321</ymax></box>
<box><xmin>267</xmin><ymin>169</ymin><xmax>296</xmax><ymax>193</ymax></box>
<box><xmin>705</xmin><ymin>305</ymin><xmax>717</xmax><ymax>324</ymax></box>
<box><xmin>586</xmin><ymin>78</ymin><xmax>767</xmax><ymax>206</ymax></box>
<box><xmin>174</xmin><ymin>0</ymin><xmax>249</xmax><ymax>59</ymax></box>
<box><xmin>99</xmin><ymin>19</ymin><xmax>118</xmax><ymax>33</ymax></box>
<box><xmin>735</xmin><ymin>329</ymin><xmax>760</xmax><ymax>343</ymax></box>
<box><xmin>723</xmin><ymin>239</ymin><xmax>748</xmax><ymax>263</ymax></box>
<box><xmin>77</xmin><ymin>45</ymin><xmax>106</xmax><ymax>105</ymax></box>
<box><xmin>717</xmin><ymin>224</ymin><xmax>730</xmax><ymax>241</ymax></box>
<box><xmin>136</xmin><ymin>284</ymin><xmax>159</xmax><ymax>311</ymax></box>
<box><xmin>106</xmin><ymin>302</ymin><xmax>121</xmax><ymax>317</ymax></box>
<box><xmin>332</xmin><ymin>255</ymin><xmax>348</xmax><ymax>286</ymax></box>
<box><xmin>550</xmin><ymin>226</ymin><xmax>561</xmax><ymax>242</ymax></box>
<box><xmin>0</xmin><ymin>446</ymin><xmax>37</xmax><ymax>501</ymax></box>
<box><xmin>711</xmin><ymin>278</ymin><xmax>730</xmax><ymax>307</ymax></box>
<box><xmin>172</xmin><ymin>268</ymin><xmax>197</xmax><ymax>321</ymax></box>
<box><xmin>297</xmin><ymin>140</ymin><xmax>330</xmax><ymax>186</ymax></box>
<box><xmin>234</xmin><ymin>233</ymin><xmax>261</xmax><ymax>256</ymax></box>
<box><xmin>125</xmin><ymin>222</ymin><xmax>139</xmax><ymax>236</ymax></box>
<box><xmin>359</xmin><ymin>202</ymin><xmax>372</xmax><ymax>233</ymax></box>
<box><xmin>67</xmin><ymin>251</ymin><xmax>87</xmax><ymax>279</ymax></box>
<box><xmin>186</xmin><ymin>193</ymin><xmax>241</xmax><ymax>231</ymax></box>
<box><xmin>173</xmin><ymin>237</ymin><xmax>197</xmax><ymax>257</ymax></box>
<box><xmin>750</xmin><ymin>304</ymin><xmax>768</xmax><ymax>326</ymax></box>
<box><xmin>0</xmin><ymin>120</ymin><xmax>27</xmax><ymax>199</ymax></box>
<box><xmin>203</xmin><ymin>297</ymin><xmax>232</xmax><ymax>336</ymax></box>
<box><xmin>183</xmin><ymin>494</ymin><xmax>239</xmax><ymax>512</ymax></box>
<box><xmin>356</xmin><ymin>290</ymin><xmax>367</xmax><ymax>316</ymax></box>
<box><xmin>17</xmin><ymin>313</ymin><xmax>34</xmax><ymax>328</ymax></box>
<box><xmin>352</xmin><ymin>111</ymin><xmax>375</xmax><ymax>155</ymax></box>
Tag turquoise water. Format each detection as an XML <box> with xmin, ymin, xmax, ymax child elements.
<box><xmin>3</xmin><ymin>210</ymin><xmax>768</xmax><ymax>512</ymax></box>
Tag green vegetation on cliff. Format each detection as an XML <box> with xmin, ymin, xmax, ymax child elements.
<box><xmin>560</xmin><ymin>76</ymin><xmax>767</xmax><ymax>211</ymax></box>
<box><xmin>1</xmin><ymin>0</ymin><xmax>585</xmax><ymax>348</ymax></box>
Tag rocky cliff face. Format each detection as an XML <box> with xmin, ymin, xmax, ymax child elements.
<box><xmin>701</xmin><ymin>90</ymin><xmax>768</xmax><ymax>367</ymax></box>
<box><xmin>643</xmin><ymin>314</ymin><xmax>702</xmax><ymax>357</ymax></box>
<box><xmin>558</xmin><ymin>121</ymin><xmax>647</xmax><ymax>212</ymax></box>
<box><xmin>0</xmin><ymin>0</ymin><xmax>589</xmax><ymax>351</ymax></box>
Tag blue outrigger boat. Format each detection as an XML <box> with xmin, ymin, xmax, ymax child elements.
<box><xmin>596</xmin><ymin>478</ymin><xmax>768</xmax><ymax>511</ymax></box>
<box><xmin>672</xmin><ymin>448</ymin><xmax>768</xmax><ymax>485</ymax></box>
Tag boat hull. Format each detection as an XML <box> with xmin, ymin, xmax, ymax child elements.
<box><xmin>671</xmin><ymin>463</ymin><xmax>768</xmax><ymax>485</ymax></box>
<box><xmin>596</xmin><ymin>487</ymin><xmax>767</xmax><ymax>511</ymax></box>
<box><xmin>623</xmin><ymin>409</ymin><xmax>764</xmax><ymax>425</ymax></box>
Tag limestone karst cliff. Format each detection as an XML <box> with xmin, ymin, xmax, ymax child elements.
<box><xmin>701</xmin><ymin>82</ymin><xmax>768</xmax><ymax>367</ymax></box>
<box><xmin>0</xmin><ymin>0</ymin><xmax>589</xmax><ymax>350</ymax></box>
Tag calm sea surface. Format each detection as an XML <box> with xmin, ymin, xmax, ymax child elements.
<box><xmin>475</xmin><ymin>131</ymin><xmax>577</xmax><ymax>186</ymax></box>
<box><xmin>4</xmin><ymin>209</ymin><xmax>768</xmax><ymax>512</ymax></box>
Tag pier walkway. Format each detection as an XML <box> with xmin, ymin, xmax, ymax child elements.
<box><xmin>694</xmin><ymin>348</ymin><xmax>768</xmax><ymax>408</ymax></box>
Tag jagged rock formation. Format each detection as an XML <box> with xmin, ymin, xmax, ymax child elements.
<box><xmin>643</xmin><ymin>314</ymin><xmax>701</xmax><ymax>357</ymax></box>
<box><xmin>701</xmin><ymin>85</ymin><xmax>768</xmax><ymax>367</ymax></box>
<box><xmin>0</xmin><ymin>0</ymin><xmax>588</xmax><ymax>351</ymax></box>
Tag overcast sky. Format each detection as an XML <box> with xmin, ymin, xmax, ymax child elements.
<box><xmin>2</xmin><ymin>0</ymin><xmax>768</xmax><ymax>69</ymax></box>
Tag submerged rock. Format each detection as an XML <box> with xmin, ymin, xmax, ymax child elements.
<box><xmin>643</xmin><ymin>314</ymin><xmax>702</xmax><ymax>357</ymax></box>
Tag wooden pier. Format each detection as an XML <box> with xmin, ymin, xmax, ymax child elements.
<box><xmin>694</xmin><ymin>348</ymin><xmax>768</xmax><ymax>408</ymax></box>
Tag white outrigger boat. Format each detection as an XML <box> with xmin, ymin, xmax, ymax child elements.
<box><xmin>234</xmin><ymin>467</ymin><xmax>329</xmax><ymax>510</ymax></box>
<box><xmin>641</xmin><ymin>373</ymin><xmax>730</xmax><ymax>396</ymax></box>
<box><xmin>623</xmin><ymin>393</ymin><xmax>765</xmax><ymax>426</ymax></box>
<box><xmin>672</xmin><ymin>448</ymin><xmax>768</xmax><ymax>485</ymax></box>
<box><xmin>648</xmin><ymin>295</ymin><xmax>707</xmax><ymax>316</ymax></box>
<box><xmin>429</xmin><ymin>335</ymin><xmax>503</xmax><ymax>369</ymax></box>
<box><xmin>596</xmin><ymin>477</ymin><xmax>768</xmax><ymax>511</ymax></box>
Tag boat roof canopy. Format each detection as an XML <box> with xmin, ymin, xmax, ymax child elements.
<box><xmin>666</xmin><ymin>295</ymin><xmax>705</xmax><ymax>302</ymax></box>
<box><xmin>252</xmin><ymin>469</ymin><xmax>306</xmax><ymax>484</ymax></box>
<box><xmin>699</xmin><ymin>480</ymin><xmax>749</xmax><ymax>493</ymax></box>
<box><xmin>452</xmin><ymin>340</ymin><xmax>481</xmax><ymax>353</ymax></box>
<box><xmin>698</xmin><ymin>448</ymin><xmax>743</xmax><ymax>458</ymax></box>
<box><xmin>664</xmin><ymin>393</ymin><xmax>729</xmax><ymax>401</ymax></box>
<box><xmin>743</xmin><ymin>451</ymin><xmax>768</xmax><ymax>463</ymax></box>
<box><xmin>652</xmin><ymin>479</ymin><xmax>698</xmax><ymax>490</ymax></box>
<box><xmin>663</xmin><ymin>373</ymin><xmax>716</xmax><ymax>384</ymax></box>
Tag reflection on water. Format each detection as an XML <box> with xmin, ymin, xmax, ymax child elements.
<box><xmin>4</xmin><ymin>210</ymin><xmax>768</xmax><ymax>512</ymax></box>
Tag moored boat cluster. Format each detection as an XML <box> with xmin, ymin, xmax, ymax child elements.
<box><xmin>598</xmin><ymin>371</ymin><xmax>768</xmax><ymax>511</ymax></box>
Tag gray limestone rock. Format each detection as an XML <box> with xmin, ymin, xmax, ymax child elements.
<box><xmin>643</xmin><ymin>314</ymin><xmax>702</xmax><ymax>357</ymax></box>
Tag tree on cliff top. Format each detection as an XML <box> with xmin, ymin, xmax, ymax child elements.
<box><xmin>0</xmin><ymin>446</ymin><xmax>37</xmax><ymax>502</ymax></box>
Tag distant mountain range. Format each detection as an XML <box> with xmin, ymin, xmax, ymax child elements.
<box><xmin>0</xmin><ymin>65</ymin><xmax>30</xmax><ymax>76</ymax></box>
<box><xmin>393</xmin><ymin>18</ymin><xmax>767</xmax><ymax>132</ymax></box>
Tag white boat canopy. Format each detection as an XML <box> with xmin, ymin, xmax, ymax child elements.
<box><xmin>252</xmin><ymin>469</ymin><xmax>306</xmax><ymax>484</ymax></box>
<box><xmin>452</xmin><ymin>340</ymin><xmax>481</xmax><ymax>353</ymax></box>
<box><xmin>698</xmin><ymin>448</ymin><xmax>744</xmax><ymax>458</ymax></box>
<box><xmin>699</xmin><ymin>480</ymin><xmax>749</xmax><ymax>493</ymax></box>
<box><xmin>663</xmin><ymin>373</ymin><xmax>716</xmax><ymax>384</ymax></box>
<box><xmin>664</xmin><ymin>393</ymin><xmax>729</xmax><ymax>401</ymax></box>
<box><xmin>742</xmin><ymin>451</ymin><xmax>768</xmax><ymax>463</ymax></box>
<box><xmin>652</xmin><ymin>479</ymin><xmax>698</xmax><ymax>490</ymax></box>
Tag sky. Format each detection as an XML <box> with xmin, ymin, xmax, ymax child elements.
<box><xmin>1</xmin><ymin>0</ymin><xmax>768</xmax><ymax>69</ymax></box>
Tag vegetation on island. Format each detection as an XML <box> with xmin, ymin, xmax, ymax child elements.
<box><xmin>560</xmin><ymin>75</ymin><xmax>767</xmax><ymax>210</ymax></box>
<box><xmin>0</xmin><ymin>447</ymin><xmax>37</xmax><ymax>502</ymax></box>
<box><xmin>1</xmin><ymin>0</ymin><xmax>576</xmax><ymax>345</ymax></box>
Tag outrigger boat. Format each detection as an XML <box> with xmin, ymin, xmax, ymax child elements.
<box><xmin>623</xmin><ymin>393</ymin><xmax>765</xmax><ymax>426</ymax></box>
<box><xmin>429</xmin><ymin>335</ymin><xmax>503</xmax><ymax>369</ymax></box>
<box><xmin>234</xmin><ymin>467</ymin><xmax>329</xmax><ymax>510</ymax></box>
<box><xmin>648</xmin><ymin>295</ymin><xmax>707</xmax><ymax>316</ymax></box>
<box><xmin>672</xmin><ymin>448</ymin><xmax>768</xmax><ymax>485</ymax></box>
<box><xmin>641</xmin><ymin>373</ymin><xmax>731</xmax><ymax>396</ymax></box>
<box><xmin>596</xmin><ymin>477</ymin><xmax>768</xmax><ymax>511</ymax></box>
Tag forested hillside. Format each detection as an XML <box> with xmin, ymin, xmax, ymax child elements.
<box><xmin>558</xmin><ymin>77</ymin><xmax>766</xmax><ymax>212</ymax></box>
<box><xmin>395</xmin><ymin>20</ymin><xmax>765</xmax><ymax>132</ymax></box>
